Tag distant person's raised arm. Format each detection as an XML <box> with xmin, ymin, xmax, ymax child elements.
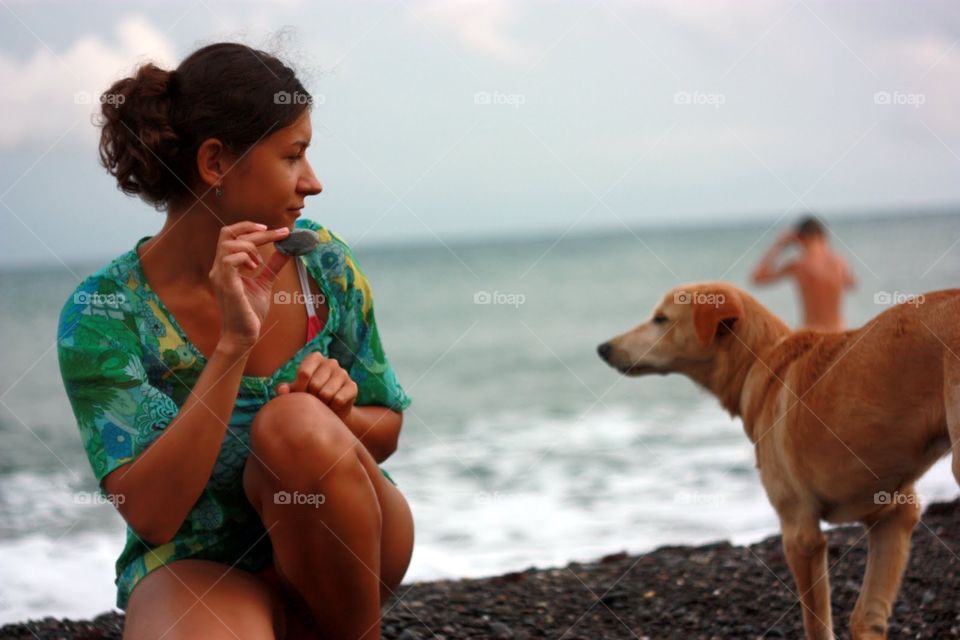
<box><xmin>751</xmin><ymin>231</ymin><xmax>798</xmax><ymax>285</ymax></box>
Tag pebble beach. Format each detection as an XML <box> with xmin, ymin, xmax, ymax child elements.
<box><xmin>3</xmin><ymin>499</ymin><xmax>958</xmax><ymax>640</ymax></box>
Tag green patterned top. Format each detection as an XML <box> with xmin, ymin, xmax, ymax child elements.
<box><xmin>56</xmin><ymin>218</ymin><xmax>412</xmax><ymax>610</ymax></box>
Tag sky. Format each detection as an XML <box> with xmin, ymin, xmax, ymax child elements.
<box><xmin>1</xmin><ymin>0</ymin><xmax>959</xmax><ymax>268</ymax></box>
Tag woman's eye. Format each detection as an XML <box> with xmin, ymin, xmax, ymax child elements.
<box><xmin>653</xmin><ymin>314</ymin><xmax>668</xmax><ymax>325</ymax></box>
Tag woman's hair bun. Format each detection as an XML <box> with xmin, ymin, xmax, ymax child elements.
<box><xmin>97</xmin><ymin>62</ymin><xmax>180</xmax><ymax>211</ymax></box>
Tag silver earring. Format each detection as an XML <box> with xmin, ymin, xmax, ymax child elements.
<box><xmin>215</xmin><ymin>184</ymin><xmax>223</xmax><ymax>198</ymax></box>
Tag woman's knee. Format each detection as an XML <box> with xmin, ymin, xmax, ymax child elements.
<box><xmin>248</xmin><ymin>392</ymin><xmax>369</xmax><ymax>493</ymax></box>
<box><xmin>251</xmin><ymin>393</ymin><xmax>358</xmax><ymax>469</ymax></box>
<box><xmin>123</xmin><ymin>560</ymin><xmax>282</xmax><ymax>640</ymax></box>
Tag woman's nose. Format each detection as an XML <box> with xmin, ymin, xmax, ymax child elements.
<box><xmin>300</xmin><ymin>161</ymin><xmax>323</xmax><ymax>195</ymax></box>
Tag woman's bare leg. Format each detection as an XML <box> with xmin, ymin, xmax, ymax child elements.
<box><xmin>243</xmin><ymin>392</ymin><xmax>414</xmax><ymax>640</ymax></box>
<box><xmin>123</xmin><ymin>559</ymin><xmax>282</xmax><ymax>640</ymax></box>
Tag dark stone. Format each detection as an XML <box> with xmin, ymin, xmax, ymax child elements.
<box><xmin>274</xmin><ymin>228</ymin><xmax>319</xmax><ymax>256</ymax></box>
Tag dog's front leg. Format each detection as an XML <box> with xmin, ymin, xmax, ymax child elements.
<box><xmin>781</xmin><ymin>516</ymin><xmax>835</xmax><ymax>640</ymax></box>
<box><xmin>850</xmin><ymin>486</ymin><xmax>921</xmax><ymax>640</ymax></box>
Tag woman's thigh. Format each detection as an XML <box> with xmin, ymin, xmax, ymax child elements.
<box><xmin>123</xmin><ymin>559</ymin><xmax>285</xmax><ymax>640</ymax></box>
<box><xmin>244</xmin><ymin>445</ymin><xmax>414</xmax><ymax>601</ymax></box>
<box><xmin>243</xmin><ymin>395</ymin><xmax>415</xmax><ymax>599</ymax></box>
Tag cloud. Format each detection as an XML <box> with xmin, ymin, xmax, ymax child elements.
<box><xmin>0</xmin><ymin>15</ymin><xmax>178</xmax><ymax>150</ymax></box>
<box><xmin>647</xmin><ymin>0</ymin><xmax>787</xmax><ymax>40</ymax></box>
<box><xmin>415</xmin><ymin>0</ymin><xmax>532</xmax><ymax>64</ymax></box>
<box><xmin>887</xmin><ymin>32</ymin><xmax>960</xmax><ymax>134</ymax></box>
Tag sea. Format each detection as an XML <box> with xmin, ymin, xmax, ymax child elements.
<box><xmin>2</xmin><ymin>210</ymin><xmax>959</xmax><ymax>623</ymax></box>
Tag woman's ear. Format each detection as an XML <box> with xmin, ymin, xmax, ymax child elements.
<box><xmin>195</xmin><ymin>138</ymin><xmax>230</xmax><ymax>190</ymax></box>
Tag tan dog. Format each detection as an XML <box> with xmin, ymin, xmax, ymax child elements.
<box><xmin>597</xmin><ymin>282</ymin><xmax>959</xmax><ymax>640</ymax></box>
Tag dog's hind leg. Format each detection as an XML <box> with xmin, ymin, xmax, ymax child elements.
<box><xmin>849</xmin><ymin>485</ymin><xmax>921</xmax><ymax>640</ymax></box>
<box><xmin>780</xmin><ymin>513</ymin><xmax>834</xmax><ymax>640</ymax></box>
<box><xmin>944</xmin><ymin>352</ymin><xmax>960</xmax><ymax>485</ymax></box>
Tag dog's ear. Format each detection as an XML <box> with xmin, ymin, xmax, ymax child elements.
<box><xmin>692</xmin><ymin>290</ymin><xmax>744</xmax><ymax>347</ymax></box>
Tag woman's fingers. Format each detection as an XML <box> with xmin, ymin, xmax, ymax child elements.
<box><xmin>317</xmin><ymin>369</ymin><xmax>355</xmax><ymax>405</ymax></box>
<box><xmin>256</xmin><ymin>249</ymin><xmax>290</xmax><ymax>288</ymax></box>
<box><xmin>279</xmin><ymin>356</ymin><xmax>357</xmax><ymax>414</ymax></box>
<box><xmin>219</xmin><ymin>221</ymin><xmax>268</xmax><ymax>241</ymax></box>
<box><xmin>218</xmin><ymin>222</ymin><xmax>289</xmax><ymax>248</ymax></box>
<box><xmin>305</xmin><ymin>361</ymin><xmax>338</xmax><ymax>396</ymax></box>
<box><xmin>329</xmin><ymin>381</ymin><xmax>358</xmax><ymax>415</ymax></box>
<box><xmin>215</xmin><ymin>227</ymin><xmax>292</xmax><ymax>290</ymax></box>
<box><xmin>277</xmin><ymin>352</ymin><xmax>357</xmax><ymax>409</ymax></box>
<box><xmin>287</xmin><ymin>353</ymin><xmax>323</xmax><ymax>393</ymax></box>
<box><xmin>237</xmin><ymin>227</ymin><xmax>291</xmax><ymax>247</ymax></box>
<box><xmin>220</xmin><ymin>239</ymin><xmax>261</xmax><ymax>266</ymax></box>
<box><xmin>221</xmin><ymin>252</ymin><xmax>258</xmax><ymax>271</ymax></box>
<box><xmin>220</xmin><ymin>239</ymin><xmax>259</xmax><ymax>254</ymax></box>
<box><xmin>314</xmin><ymin>374</ymin><xmax>341</xmax><ymax>402</ymax></box>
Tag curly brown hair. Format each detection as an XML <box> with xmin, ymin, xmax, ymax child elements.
<box><xmin>96</xmin><ymin>42</ymin><xmax>312</xmax><ymax>212</ymax></box>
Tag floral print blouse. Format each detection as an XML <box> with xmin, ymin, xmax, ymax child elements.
<box><xmin>56</xmin><ymin>218</ymin><xmax>411</xmax><ymax>609</ymax></box>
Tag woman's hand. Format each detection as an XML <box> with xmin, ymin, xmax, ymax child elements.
<box><xmin>209</xmin><ymin>221</ymin><xmax>292</xmax><ymax>348</ymax></box>
<box><xmin>276</xmin><ymin>352</ymin><xmax>358</xmax><ymax>419</ymax></box>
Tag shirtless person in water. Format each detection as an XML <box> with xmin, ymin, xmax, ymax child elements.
<box><xmin>751</xmin><ymin>215</ymin><xmax>856</xmax><ymax>332</ymax></box>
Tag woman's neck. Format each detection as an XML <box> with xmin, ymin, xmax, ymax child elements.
<box><xmin>138</xmin><ymin>208</ymin><xmax>226</xmax><ymax>291</ymax></box>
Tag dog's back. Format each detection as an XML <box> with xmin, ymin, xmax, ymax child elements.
<box><xmin>749</xmin><ymin>288</ymin><xmax>960</xmax><ymax>513</ymax></box>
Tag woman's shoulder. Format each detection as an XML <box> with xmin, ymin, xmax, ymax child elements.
<box><xmin>296</xmin><ymin>217</ymin><xmax>353</xmax><ymax>253</ymax></box>
<box><xmin>297</xmin><ymin>218</ymin><xmax>369</xmax><ymax>291</ymax></box>
<box><xmin>58</xmin><ymin>247</ymin><xmax>146</xmax><ymax>342</ymax></box>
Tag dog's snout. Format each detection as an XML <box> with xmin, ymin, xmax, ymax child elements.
<box><xmin>597</xmin><ymin>342</ymin><xmax>612</xmax><ymax>361</ymax></box>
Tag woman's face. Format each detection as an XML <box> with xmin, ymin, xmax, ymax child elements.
<box><xmin>219</xmin><ymin>108</ymin><xmax>322</xmax><ymax>229</ymax></box>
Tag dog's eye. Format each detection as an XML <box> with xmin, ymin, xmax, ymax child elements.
<box><xmin>653</xmin><ymin>314</ymin><xmax>669</xmax><ymax>325</ymax></box>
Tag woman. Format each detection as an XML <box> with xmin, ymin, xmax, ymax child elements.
<box><xmin>56</xmin><ymin>42</ymin><xmax>413</xmax><ymax>639</ymax></box>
